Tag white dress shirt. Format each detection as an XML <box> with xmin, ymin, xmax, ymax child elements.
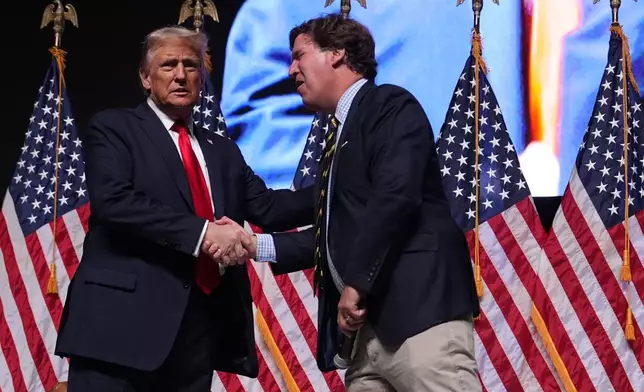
<box><xmin>147</xmin><ymin>98</ymin><xmax>211</xmax><ymax>257</ymax></box>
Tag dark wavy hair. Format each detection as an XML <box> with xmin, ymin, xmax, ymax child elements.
<box><xmin>289</xmin><ymin>14</ymin><xmax>378</xmax><ymax>81</ymax></box>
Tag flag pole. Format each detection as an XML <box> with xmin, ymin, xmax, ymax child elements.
<box><xmin>40</xmin><ymin>0</ymin><xmax>78</xmax><ymax>295</ymax></box>
<box><xmin>456</xmin><ymin>0</ymin><xmax>497</xmax><ymax>299</ymax></box>
<box><xmin>594</xmin><ymin>0</ymin><xmax>640</xmax><ymax>342</ymax></box>
<box><xmin>324</xmin><ymin>0</ymin><xmax>367</xmax><ymax>19</ymax></box>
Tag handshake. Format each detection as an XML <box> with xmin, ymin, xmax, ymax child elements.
<box><xmin>201</xmin><ymin>217</ymin><xmax>257</xmax><ymax>266</ymax></box>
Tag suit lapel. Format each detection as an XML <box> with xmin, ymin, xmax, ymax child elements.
<box><xmin>194</xmin><ymin>129</ymin><xmax>227</xmax><ymax>219</ymax></box>
<box><xmin>329</xmin><ymin>83</ymin><xmax>374</xmax><ymax>196</ymax></box>
<box><xmin>135</xmin><ymin>103</ymin><xmax>195</xmax><ymax>211</ymax></box>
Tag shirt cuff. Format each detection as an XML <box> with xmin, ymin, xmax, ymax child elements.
<box><xmin>255</xmin><ymin>233</ymin><xmax>277</xmax><ymax>262</ymax></box>
<box><xmin>193</xmin><ymin>220</ymin><xmax>209</xmax><ymax>257</ymax></box>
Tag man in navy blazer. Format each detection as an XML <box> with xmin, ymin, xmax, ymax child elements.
<box><xmin>55</xmin><ymin>26</ymin><xmax>313</xmax><ymax>392</ymax></box>
<box><xmin>248</xmin><ymin>15</ymin><xmax>481</xmax><ymax>391</ymax></box>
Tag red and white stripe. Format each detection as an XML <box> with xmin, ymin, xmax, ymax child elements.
<box><xmin>0</xmin><ymin>190</ymin><xmax>330</xmax><ymax>392</ymax></box>
<box><xmin>245</xmin><ymin>223</ymin><xmax>346</xmax><ymax>391</ymax></box>
<box><xmin>466</xmin><ymin>196</ymin><xmax>562</xmax><ymax>392</ymax></box>
<box><xmin>533</xmin><ymin>169</ymin><xmax>644</xmax><ymax>392</ymax></box>
<box><xmin>0</xmin><ymin>192</ymin><xmax>90</xmax><ymax>392</ymax></box>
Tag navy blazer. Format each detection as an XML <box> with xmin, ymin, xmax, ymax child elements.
<box><xmin>270</xmin><ymin>82</ymin><xmax>480</xmax><ymax>371</ymax></box>
<box><xmin>55</xmin><ymin>102</ymin><xmax>314</xmax><ymax>376</ymax></box>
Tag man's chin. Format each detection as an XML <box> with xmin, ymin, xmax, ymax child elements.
<box><xmin>301</xmin><ymin>97</ymin><xmax>323</xmax><ymax>113</ymax></box>
<box><xmin>167</xmin><ymin>98</ymin><xmax>197</xmax><ymax>108</ymax></box>
<box><xmin>161</xmin><ymin>99</ymin><xmax>196</xmax><ymax>119</ymax></box>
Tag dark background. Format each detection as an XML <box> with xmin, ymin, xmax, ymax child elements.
<box><xmin>2</xmin><ymin>0</ymin><xmax>562</xmax><ymax>230</ymax></box>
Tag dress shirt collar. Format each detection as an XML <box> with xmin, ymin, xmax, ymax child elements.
<box><xmin>334</xmin><ymin>78</ymin><xmax>368</xmax><ymax>125</ymax></box>
<box><xmin>147</xmin><ymin>97</ymin><xmax>195</xmax><ymax>135</ymax></box>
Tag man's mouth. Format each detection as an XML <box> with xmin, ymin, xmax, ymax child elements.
<box><xmin>295</xmin><ymin>81</ymin><xmax>304</xmax><ymax>89</ymax></box>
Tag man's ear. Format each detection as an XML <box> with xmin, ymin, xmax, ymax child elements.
<box><xmin>329</xmin><ymin>48</ymin><xmax>346</xmax><ymax>68</ymax></box>
<box><xmin>139</xmin><ymin>69</ymin><xmax>152</xmax><ymax>91</ymax></box>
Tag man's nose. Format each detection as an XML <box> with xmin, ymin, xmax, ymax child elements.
<box><xmin>288</xmin><ymin>62</ymin><xmax>298</xmax><ymax>79</ymax></box>
<box><xmin>174</xmin><ymin>64</ymin><xmax>187</xmax><ymax>81</ymax></box>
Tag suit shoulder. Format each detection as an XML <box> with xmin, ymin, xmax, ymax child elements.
<box><xmin>88</xmin><ymin>107</ymin><xmax>136</xmax><ymax>127</ymax></box>
<box><xmin>366</xmin><ymin>84</ymin><xmax>422</xmax><ymax>113</ymax></box>
<box><xmin>372</xmin><ymin>84</ymin><xmax>417</xmax><ymax>101</ymax></box>
<box><xmin>201</xmin><ymin>130</ymin><xmax>238</xmax><ymax>151</ymax></box>
<box><xmin>198</xmin><ymin>130</ymin><xmax>246</xmax><ymax>161</ymax></box>
<box><xmin>365</xmin><ymin>84</ymin><xmax>424</xmax><ymax>116</ymax></box>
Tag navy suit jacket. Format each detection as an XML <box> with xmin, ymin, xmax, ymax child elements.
<box><xmin>270</xmin><ymin>82</ymin><xmax>480</xmax><ymax>371</ymax></box>
<box><xmin>55</xmin><ymin>102</ymin><xmax>314</xmax><ymax>376</ymax></box>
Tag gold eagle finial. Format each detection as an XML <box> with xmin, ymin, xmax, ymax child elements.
<box><xmin>41</xmin><ymin>0</ymin><xmax>78</xmax><ymax>47</ymax></box>
<box><xmin>324</xmin><ymin>0</ymin><xmax>367</xmax><ymax>19</ymax></box>
<box><xmin>179</xmin><ymin>0</ymin><xmax>219</xmax><ymax>32</ymax></box>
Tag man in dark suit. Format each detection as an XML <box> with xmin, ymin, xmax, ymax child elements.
<box><xmin>251</xmin><ymin>14</ymin><xmax>481</xmax><ymax>391</ymax></box>
<box><xmin>54</xmin><ymin>26</ymin><xmax>313</xmax><ymax>391</ymax></box>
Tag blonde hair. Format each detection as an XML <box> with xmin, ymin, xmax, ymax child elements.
<box><xmin>139</xmin><ymin>26</ymin><xmax>208</xmax><ymax>74</ymax></box>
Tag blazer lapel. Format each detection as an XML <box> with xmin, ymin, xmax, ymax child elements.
<box><xmin>194</xmin><ymin>129</ymin><xmax>226</xmax><ymax>219</ymax></box>
<box><xmin>135</xmin><ymin>103</ymin><xmax>195</xmax><ymax>211</ymax></box>
<box><xmin>329</xmin><ymin>82</ymin><xmax>374</xmax><ymax>195</ymax></box>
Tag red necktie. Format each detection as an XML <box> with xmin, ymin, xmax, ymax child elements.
<box><xmin>171</xmin><ymin>121</ymin><xmax>221</xmax><ymax>293</ymax></box>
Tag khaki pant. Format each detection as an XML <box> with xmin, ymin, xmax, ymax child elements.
<box><xmin>344</xmin><ymin>318</ymin><xmax>481</xmax><ymax>392</ymax></box>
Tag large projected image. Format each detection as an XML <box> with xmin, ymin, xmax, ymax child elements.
<box><xmin>219</xmin><ymin>0</ymin><xmax>644</xmax><ymax>196</ymax></box>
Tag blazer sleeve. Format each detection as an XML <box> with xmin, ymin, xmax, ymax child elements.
<box><xmin>343</xmin><ymin>89</ymin><xmax>431</xmax><ymax>295</ymax></box>
<box><xmin>269</xmin><ymin>228</ymin><xmax>316</xmax><ymax>275</ymax></box>
<box><xmin>85</xmin><ymin>111</ymin><xmax>206</xmax><ymax>256</ymax></box>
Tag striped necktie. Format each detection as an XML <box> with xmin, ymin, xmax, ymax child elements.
<box><xmin>313</xmin><ymin>115</ymin><xmax>339</xmax><ymax>294</ymax></box>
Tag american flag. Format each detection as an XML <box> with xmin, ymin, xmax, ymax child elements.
<box><xmin>435</xmin><ymin>41</ymin><xmax>562</xmax><ymax>391</ymax></box>
<box><xmin>531</xmin><ymin>29</ymin><xmax>644</xmax><ymax>391</ymax></box>
<box><xmin>242</xmin><ymin>111</ymin><xmax>347</xmax><ymax>392</ymax></box>
<box><xmin>193</xmin><ymin>74</ymin><xmax>229</xmax><ymax>139</ymax></box>
<box><xmin>0</xmin><ymin>53</ymin><xmax>91</xmax><ymax>391</ymax></box>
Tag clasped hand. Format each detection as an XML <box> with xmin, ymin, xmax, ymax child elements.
<box><xmin>201</xmin><ymin>217</ymin><xmax>256</xmax><ymax>266</ymax></box>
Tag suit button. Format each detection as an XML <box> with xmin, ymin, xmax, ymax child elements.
<box><xmin>183</xmin><ymin>283</ymin><xmax>190</xmax><ymax>289</ymax></box>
